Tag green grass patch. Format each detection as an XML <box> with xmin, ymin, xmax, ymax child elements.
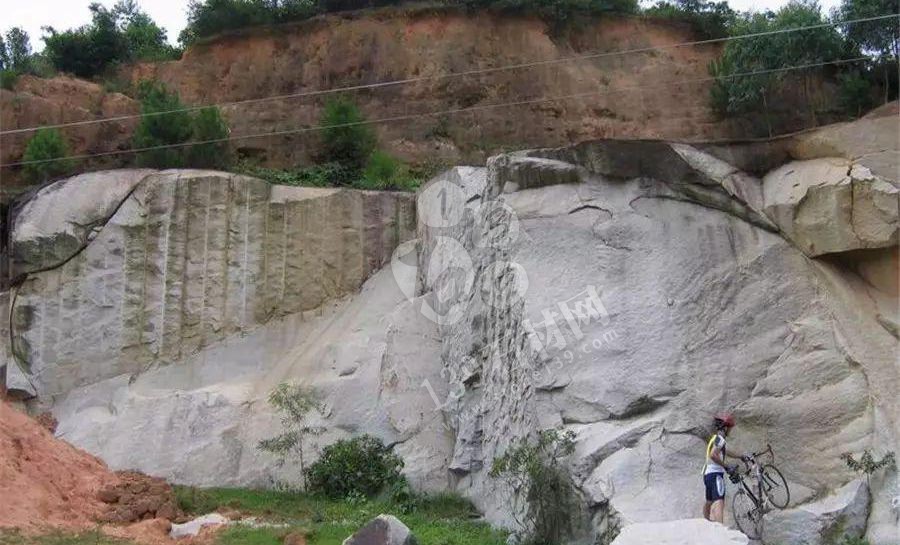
<box><xmin>175</xmin><ymin>487</ymin><xmax>507</xmax><ymax>545</ymax></box>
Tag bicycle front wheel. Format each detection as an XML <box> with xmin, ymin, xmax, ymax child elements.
<box><xmin>761</xmin><ymin>464</ymin><xmax>790</xmax><ymax>509</ymax></box>
<box><xmin>732</xmin><ymin>489</ymin><xmax>761</xmax><ymax>540</ymax></box>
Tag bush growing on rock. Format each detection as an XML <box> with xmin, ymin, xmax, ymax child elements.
<box><xmin>840</xmin><ymin>450</ymin><xmax>896</xmax><ymax>488</ymax></box>
<box><xmin>361</xmin><ymin>150</ymin><xmax>419</xmax><ymax>191</ymax></box>
<box><xmin>490</xmin><ymin>428</ymin><xmax>578</xmax><ymax>545</ymax></box>
<box><xmin>305</xmin><ymin>434</ymin><xmax>405</xmax><ymax>499</ymax></box>
<box><xmin>22</xmin><ymin>128</ymin><xmax>72</xmax><ymax>183</ymax></box>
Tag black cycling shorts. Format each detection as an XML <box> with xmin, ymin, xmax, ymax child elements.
<box><xmin>704</xmin><ymin>472</ymin><xmax>725</xmax><ymax>501</ymax></box>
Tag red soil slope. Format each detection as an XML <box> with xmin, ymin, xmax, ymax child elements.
<box><xmin>0</xmin><ymin>401</ymin><xmax>118</xmax><ymax>532</ymax></box>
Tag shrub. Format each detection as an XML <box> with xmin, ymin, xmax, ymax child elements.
<box><xmin>257</xmin><ymin>383</ymin><xmax>325</xmax><ymax>491</ymax></box>
<box><xmin>235</xmin><ymin>161</ymin><xmax>348</xmax><ymax>187</ymax></box>
<box><xmin>837</xmin><ymin>70</ymin><xmax>874</xmax><ymax>118</ymax></box>
<box><xmin>317</xmin><ymin>97</ymin><xmax>376</xmax><ymax>181</ymax></box>
<box><xmin>360</xmin><ymin>150</ymin><xmax>420</xmax><ymax>190</ymax></box>
<box><xmin>490</xmin><ymin>428</ymin><xmax>578</xmax><ymax>545</ymax></box>
<box><xmin>841</xmin><ymin>450</ymin><xmax>896</xmax><ymax>488</ymax></box>
<box><xmin>22</xmin><ymin>128</ymin><xmax>72</xmax><ymax>183</ymax></box>
<box><xmin>0</xmin><ymin>69</ymin><xmax>17</xmax><ymax>90</ymax></box>
<box><xmin>133</xmin><ymin>80</ymin><xmax>193</xmax><ymax>168</ymax></box>
<box><xmin>187</xmin><ymin>106</ymin><xmax>231</xmax><ymax>169</ymax></box>
<box><xmin>305</xmin><ymin>434</ymin><xmax>404</xmax><ymax>499</ymax></box>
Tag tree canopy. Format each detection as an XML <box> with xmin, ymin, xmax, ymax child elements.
<box><xmin>43</xmin><ymin>1</ymin><xmax>178</xmax><ymax>78</ymax></box>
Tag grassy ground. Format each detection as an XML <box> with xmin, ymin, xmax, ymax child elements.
<box><xmin>176</xmin><ymin>487</ymin><xmax>508</xmax><ymax>545</ymax></box>
<box><xmin>0</xmin><ymin>489</ymin><xmax>507</xmax><ymax>545</ymax></box>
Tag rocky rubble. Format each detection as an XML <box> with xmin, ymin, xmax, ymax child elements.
<box><xmin>98</xmin><ymin>471</ymin><xmax>182</xmax><ymax>523</ymax></box>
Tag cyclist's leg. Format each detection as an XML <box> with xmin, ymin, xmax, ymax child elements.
<box><xmin>705</xmin><ymin>473</ymin><xmax>727</xmax><ymax>523</ymax></box>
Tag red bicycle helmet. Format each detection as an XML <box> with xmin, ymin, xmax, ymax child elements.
<box><xmin>714</xmin><ymin>412</ymin><xmax>736</xmax><ymax>429</ymax></box>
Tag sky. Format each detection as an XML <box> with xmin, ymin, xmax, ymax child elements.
<box><xmin>1</xmin><ymin>0</ymin><xmax>845</xmax><ymax>51</ymax></box>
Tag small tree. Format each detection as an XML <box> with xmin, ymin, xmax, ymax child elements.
<box><xmin>4</xmin><ymin>27</ymin><xmax>31</xmax><ymax>72</ymax></box>
<box><xmin>187</xmin><ymin>106</ymin><xmax>230</xmax><ymax>169</ymax></box>
<box><xmin>22</xmin><ymin>128</ymin><xmax>72</xmax><ymax>183</ymax></box>
<box><xmin>710</xmin><ymin>0</ymin><xmax>845</xmax><ymax>128</ymax></box>
<box><xmin>133</xmin><ymin>80</ymin><xmax>193</xmax><ymax>168</ymax></box>
<box><xmin>317</xmin><ymin>97</ymin><xmax>376</xmax><ymax>182</ymax></box>
<box><xmin>836</xmin><ymin>0</ymin><xmax>900</xmax><ymax>103</ymax></box>
<box><xmin>490</xmin><ymin>428</ymin><xmax>578</xmax><ymax>545</ymax></box>
<box><xmin>258</xmin><ymin>383</ymin><xmax>325</xmax><ymax>491</ymax></box>
<box><xmin>841</xmin><ymin>450</ymin><xmax>896</xmax><ymax>489</ymax></box>
<box><xmin>43</xmin><ymin>4</ymin><xmax>128</xmax><ymax>78</ymax></box>
<box><xmin>837</xmin><ymin>70</ymin><xmax>874</xmax><ymax>118</ymax></box>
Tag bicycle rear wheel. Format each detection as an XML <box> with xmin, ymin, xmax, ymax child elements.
<box><xmin>732</xmin><ymin>489</ymin><xmax>761</xmax><ymax>540</ymax></box>
<box><xmin>761</xmin><ymin>464</ymin><xmax>790</xmax><ymax>509</ymax></box>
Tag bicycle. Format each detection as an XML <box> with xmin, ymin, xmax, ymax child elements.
<box><xmin>730</xmin><ymin>444</ymin><xmax>791</xmax><ymax>540</ymax></box>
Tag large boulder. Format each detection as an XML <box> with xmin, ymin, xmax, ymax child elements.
<box><xmin>762</xmin><ymin>158</ymin><xmax>898</xmax><ymax>257</ymax></box>
<box><xmin>9</xmin><ymin>169</ymin><xmax>153</xmax><ymax>277</ymax></box>
<box><xmin>764</xmin><ymin>479</ymin><xmax>869</xmax><ymax>545</ymax></box>
<box><xmin>342</xmin><ymin>515</ymin><xmax>418</xmax><ymax>545</ymax></box>
<box><xmin>610</xmin><ymin>519</ymin><xmax>749</xmax><ymax>545</ymax></box>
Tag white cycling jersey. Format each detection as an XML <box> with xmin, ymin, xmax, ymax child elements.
<box><xmin>704</xmin><ymin>432</ymin><xmax>727</xmax><ymax>475</ymax></box>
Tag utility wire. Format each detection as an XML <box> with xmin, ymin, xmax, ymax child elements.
<box><xmin>0</xmin><ymin>13</ymin><xmax>894</xmax><ymax>136</ymax></box>
<box><xmin>0</xmin><ymin>56</ymin><xmax>869</xmax><ymax>169</ymax></box>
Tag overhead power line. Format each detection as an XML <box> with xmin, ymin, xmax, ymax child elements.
<box><xmin>0</xmin><ymin>56</ymin><xmax>870</xmax><ymax>169</ymax></box>
<box><xmin>0</xmin><ymin>13</ymin><xmax>895</xmax><ymax>136</ymax></box>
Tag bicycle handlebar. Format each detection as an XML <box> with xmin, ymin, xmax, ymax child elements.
<box><xmin>751</xmin><ymin>443</ymin><xmax>774</xmax><ymax>460</ymax></box>
<box><xmin>742</xmin><ymin>444</ymin><xmax>775</xmax><ymax>466</ymax></box>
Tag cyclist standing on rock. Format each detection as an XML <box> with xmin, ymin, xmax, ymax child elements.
<box><xmin>702</xmin><ymin>412</ymin><xmax>747</xmax><ymax>524</ymax></box>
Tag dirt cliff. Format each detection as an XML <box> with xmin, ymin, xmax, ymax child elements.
<box><xmin>1</xmin><ymin>8</ymin><xmax>841</xmax><ymax>203</ymax></box>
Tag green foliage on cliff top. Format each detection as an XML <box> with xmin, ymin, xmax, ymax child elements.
<box><xmin>43</xmin><ymin>1</ymin><xmax>179</xmax><ymax>79</ymax></box>
<box><xmin>179</xmin><ymin>0</ymin><xmax>640</xmax><ymax>46</ymax></box>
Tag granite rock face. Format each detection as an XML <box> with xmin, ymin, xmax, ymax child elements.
<box><xmin>8</xmin><ymin>170</ymin><xmax>415</xmax><ymax>395</ymax></box>
<box><xmin>414</xmin><ymin>137</ymin><xmax>897</xmax><ymax>543</ymax></box>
